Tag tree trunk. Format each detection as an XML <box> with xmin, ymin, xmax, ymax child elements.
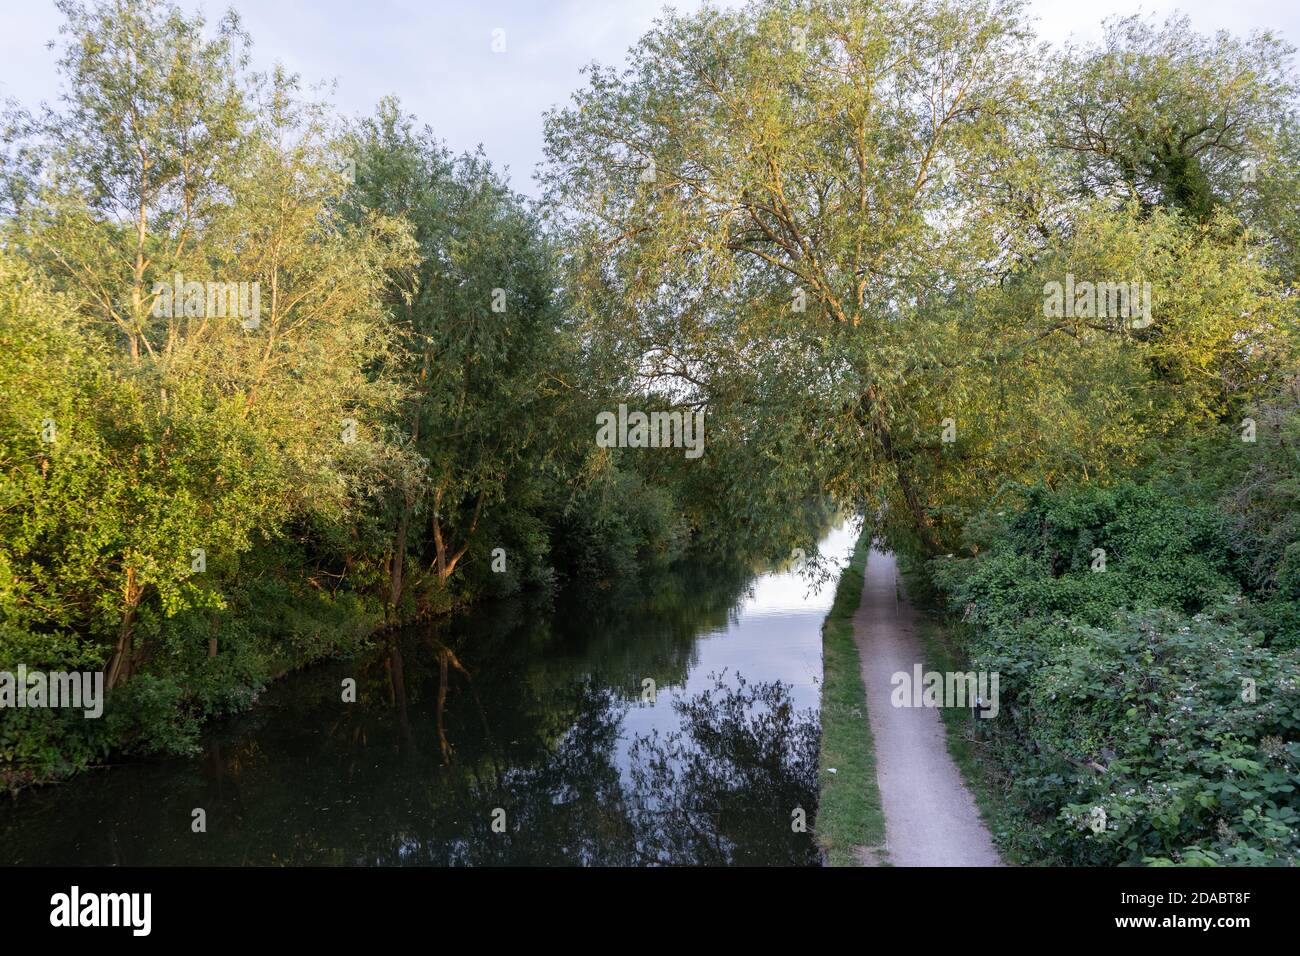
<box><xmin>106</xmin><ymin>567</ymin><xmax>143</xmax><ymax>690</ymax></box>
<box><xmin>389</xmin><ymin>415</ymin><xmax>419</xmax><ymax>609</ymax></box>
<box><xmin>894</xmin><ymin>465</ymin><xmax>943</xmax><ymax>555</ymax></box>
<box><xmin>431</xmin><ymin>488</ymin><xmax>447</xmax><ymax>580</ymax></box>
<box><xmin>390</xmin><ymin>500</ymin><xmax>411</xmax><ymax>608</ymax></box>
<box><xmin>867</xmin><ymin>387</ymin><xmax>944</xmax><ymax>555</ymax></box>
<box><xmin>430</xmin><ymin>488</ymin><xmax>484</xmax><ymax>582</ymax></box>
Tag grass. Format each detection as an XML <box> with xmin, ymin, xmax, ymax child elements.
<box><xmin>814</xmin><ymin>527</ymin><xmax>886</xmax><ymax>866</ymax></box>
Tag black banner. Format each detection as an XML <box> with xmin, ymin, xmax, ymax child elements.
<box><xmin>0</xmin><ymin>865</ymin><xmax>1289</xmax><ymax>941</ymax></box>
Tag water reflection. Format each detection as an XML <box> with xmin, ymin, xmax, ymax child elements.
<box><xmin>0</xmin><ymin>522</ymin><xmax>858</xmax><ymax>866</ymax></box>
<box><xmin>628</xmin><ymin>674</ymin><xmax>820</xmax><ymax>865</ymax></box>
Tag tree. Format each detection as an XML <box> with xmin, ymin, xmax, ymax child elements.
<box><xmin>345</xmin><ymin>100</ymin><xmax>572</xmax><ymax>607</ymax></box>
<box><xmin>542</xmin><ymin>0</ymin><xmax>1296</xmax><ymax>551</ymax></box>
<box><xmin>13</xmin><ymin>0</ymin><xmax>250</xmax><ymax>361</ymax></box>
<box><xmin>1049</xmin><ymin>15</ymin><xmax>1298</xmax><ymax>230</ymax></box>
<box><xmin>0</xmin><ymin>0</ymin><xmax>416</xmax><ymax>687</ymax></box>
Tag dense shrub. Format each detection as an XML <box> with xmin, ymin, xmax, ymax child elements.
<box><xmin>967</xmin><ymin>602</ymin><xmax>1299</xmax><ymax>865</ymax></box>
<box><xmin>937</xmin><ymin>483</ymin><xmax>1240</xmax><ymax>628</ymax></box>
<box><xmin>552</xmin><ymin>469</ymin><xmax>690</xmax><ymax>582</ymax></box>
<box><xmin>931</xmin><ymin>480</ymin><xmax>1300</xmax><ymax>865</ymax></box>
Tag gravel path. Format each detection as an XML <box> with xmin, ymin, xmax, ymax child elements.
<box><xmin>854</xmin><ymin>547</ymin><xmax>1002</xmax><ymax>866</ymax></box>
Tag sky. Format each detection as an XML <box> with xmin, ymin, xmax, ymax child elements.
<box><xmin>1</xmin><ymin>0</ymin><xmax>1296</xmax><ymax>198</ymax></box>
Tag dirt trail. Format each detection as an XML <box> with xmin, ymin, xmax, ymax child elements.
<box><xmin>854</xmin><ymin>547</ymin><xmax>1001</xmax><ymax>866</ymax></box>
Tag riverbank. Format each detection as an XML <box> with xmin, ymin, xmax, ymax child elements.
<box><xmin>2</xmin><ymin>500</ymin><xmax>847</xmax><ymax>796</ymax></box>
<box><xmin>814</xmin><ymin>530</ymin><xmax>885</xmax><ymax>866</ymax></box>
<box><xmin>0</xmin><ymin>585</ymin><xmax>390</xmax><ymax>796</ymax></box>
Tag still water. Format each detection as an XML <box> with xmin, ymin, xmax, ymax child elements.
<box><xmin>0</xmin><ymin>522</ymin><xmax>859</xmax><ymax>866</ymax></box>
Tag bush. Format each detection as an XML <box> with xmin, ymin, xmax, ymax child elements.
<box><xmin>935</xmin><ymin>483</ymin><xmax>1239</xmax><ymax>629</ymax></box>
<box><xmin>971</xmin><ymin>602</ymin><xmax>1300</xmax><ymax>865</ymax></box>
<box><xmin>930</xmin><ymin>480</ymin><xmax>1300</xmax><ymax>865</ymax></box>
<box><xmin>553</xmin><ymin>468</ymin><xmax>690</xmax><ymax>582</ymax></box>
<box><xmin>0</xmin><ymin>575</ymin><xmax>384</xmax><ymax>791</ymax></box>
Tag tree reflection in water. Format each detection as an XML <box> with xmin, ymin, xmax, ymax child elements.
<box><xmin>407</xmin><ymin>666</ymin><xmax>821</xmax><ymax>866</ymax></box>
<box><xmin>0</xmin><ymin>535</ymin><xmax>833</xmax><ymax>866</ymax></box>
<box><xmin>627</xmin><ymin>673</ymin><xmax>821</xmax><ymax>866</ymax></box>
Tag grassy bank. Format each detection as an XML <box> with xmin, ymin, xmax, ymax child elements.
<box><xmin>814</xmin><ymin>528</ymin><xmax>886</xmax><ymax>866</ymax></box>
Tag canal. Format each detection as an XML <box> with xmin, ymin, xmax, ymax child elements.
<box><xmin>0</xmin><ymin>522</ymin><xmax>859</xmax><ymax>865</ymax></box>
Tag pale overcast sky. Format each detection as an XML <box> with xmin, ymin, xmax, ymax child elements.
<box><xmin>1</xmin><ymin>1</ymin><xmax>1295</xmax><ymax>198</ymax></box>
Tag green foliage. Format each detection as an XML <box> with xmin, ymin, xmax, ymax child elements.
<box><xmin>0</xmin><ymin>624</ymin><xmax>115</xmax><ymax>788</ymax></box>
<box><xmin>2</xmin><ymin>0</ymin><xmax>1298</xmax><ymax>845</ymax></box>
<box><xmin>1049</xmin><ymin>13</ymin><xmax>1300</xmax><ymax>277</ymax></box>
<box><xmin>930</xmin><ymin>476</ymin><xmax>1300</xmax><ymax>865</ymax></box>
<box><xmin>977</xmin><ymin>603</ymin><xmax>1298</xmax><ymax>866</ymax></box>
<box><xmin>935</xmin><ymin>482</ymin><xmax>1238</xmax><ymax>627</ymax></box>
<box><xmin>0</xmin><ymin>0</ymin><xmax>715</xmax><ymax>789</ymax></box>
<box><xmin>551</xmin><ymin>468</ymin><xmax>690</xmax><ymax>582</ymax></box>
<box><xmin>541</xmin><ymin>0</ymin><xmax>1299</xmax><ymax>556</ymax></box>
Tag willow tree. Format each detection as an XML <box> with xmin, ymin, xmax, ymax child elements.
<box><xmin>10</xmin><ymin>0</ymin><xmax>250</xmax><ymax>361</ymax></box>
<box><xmin>543</xmin><ymin>0</ymin><xmax>1297</xmax><ymax>551</ymax></box>
<box><xmin>1048</xmin><ymin>15</ymin><xmax>1299</xmax><ymax>234</ymax></box>
<box><xmin>542</xmin><ymin>0</ymin><xmax>1057</xmax><ymax>551</ymax></box>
